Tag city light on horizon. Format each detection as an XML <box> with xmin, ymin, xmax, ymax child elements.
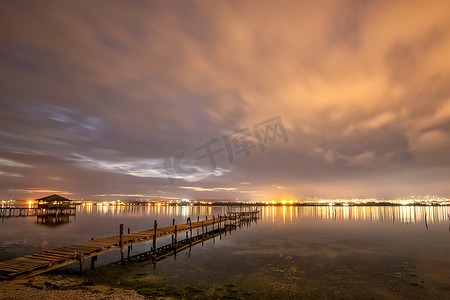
<box><xmin>1</xmin><ymin>1</ymin><xmax>450</xmax><ymax>202</ymax></box>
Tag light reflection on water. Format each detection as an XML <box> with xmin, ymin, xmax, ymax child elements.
<box><xmin>262</xmin><ymin>205</ymin><xmax>450</xmax><ymax>225</ymax></box>
<box><xmin>79</xmin><ymin>204</ymin><xmax>216</xmax><ymax>219</ymax></box>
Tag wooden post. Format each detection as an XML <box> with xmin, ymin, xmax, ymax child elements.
<box><xmin>201</xmin><ymin>220</ymin><xmax>204</xmax><ymax>245</ymax></box>
<box><xmin>189</xmin><ymin>217</ymin><xmax>192</xmax><ymax>238</ymax></box>
<box><xmin>172</xmin><ymin>223</ymin><xmax>178</xmax><ymax>259</ymax></box>
<box><xmin>197</xmin><ymin>216</ymin><xmax>199</xmax><ymax>237</ymax></box>
<box><xmin>172</xmin><ymin>219</ymin><xmax>175</xmax><ymax>243</ymax></box>
<box><xmin>201</xmin><ymin>221</ymin><xmax>204</xmax><ymax>238</ymax></box>
<box><xmin>90</xmin><ymin>255</ymin><xmax>97</xmax><ymax>269</ymax></box>
<box><xmin>153</xmin><ymin>220</ymin><xmax>158</xmax><ymax>254</ymax></box>
<box><xmin>78</xmin><ymin>254</ymin><xmax>85</xmax><ymax>273</ymax></box>
<box><xmin>127</xmin><ymin>227</ymin><xmax>131</xmax><ymax>255</ymax></box>
<box><xmin>174</xmin><ymin>224</ymin><xmax>178</xmax><ymax>247</ymax></box>
<box><xmin>119</xmin><ymin>224</ymin><xmax>124</xmax><ymax>264</ymax></box>
<box><xmin>212</xmin><ymin>215</ymin><xmax>215</xmax><ymax>243</ymax></box>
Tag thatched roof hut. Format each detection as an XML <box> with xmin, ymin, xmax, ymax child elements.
<box><xmin>36</xmin><ymin>194</ymin><xmax>72</xmax><ymax>209</ymax></box>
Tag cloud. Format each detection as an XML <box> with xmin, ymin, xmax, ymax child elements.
<box><xmin>0</xmin><ymin>0</ymin><xmax>449</xmax><ymax>199</ymax></box>
<box><xmin>0</xmin><ymin>171</ymin><xmax>22</xmax><ymax>177</ymax></box>
<box><xmin>346</xmin><ymin>151</ymin><xmax>377</xmax><ymax>168</ymax></box>
<box><xmin>9</xmin><ymin>188</ymin><xmax>73</xmax><ymax>195</ymax></box>
<box><xmin>92</xmin><ymin>194</ymin><xmax>178</xmax><ymax>199</ymax></box>
<box><xmin>70</xmin><ymin>153</ymin><xmax>230</xmax><ymax>183</ymax></box>
<box><xmin>0</xmin><ymin>158</ymin><xmax>32</xmax><ymax>168</ymax></box>
<box><xmin>180</xmin><ymin>186</ymin><xmax>237</xmax><ymax>192</ymax></box>
<box><xmin>408</xmin><ymin>130</ymin><xmax>450</xmax><ymax>162</ymax></box>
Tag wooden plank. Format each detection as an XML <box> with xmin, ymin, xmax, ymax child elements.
<box><xmin>0</xmin><ymin>264</ymin><xmax>29</xmax><ymax>272</ymax></box>
<box><xmin>0</xmin><ymin>266</ymin><xmax>22</xmax><ymax>272</ymax></box>
<box><xmin>60</xmin><ymin>246</ymin><xmax>97</xmax><ymax>251</ymax></box>
<box><xmin>83</xmin><ymin>240</ymin><xmax>117</xmax><ymax>245</ymax></box>
<box><xmin>92</xmin><ymin>237</ymin><xmax>119</xmax><ymax>242</ymax></box>
<box><xmin>42</xmin><ymin>251</ymin><xmax>71</xmax><ymax>257</ymax></box>
<box><xmin>76</xmin><ymin>241</ymin><xmax>110</xmax><ymax>246</ymax></box>
<box><xmin>49</xmin><ymin>249</ymin><xmax>77</xmax><ymax>254</ymax></box>
<box><xmin>72</xmin><ymin>243</ymin><xmax>107</xmax><ymax>248</ymax></box>
<box><xmin>80</xmin><ymin>239</ymin><xmax>116</xmax><ymax>245</ymax></box>
<box><xmin>68</xmin><ymin>244</ymin><xmax>102</xmax><ymax>249</ymax></box>
<box><xmin>22</xmin><ymin>256</ymin><xmax>55</xmax><ymax>263</ymax></box>
<box><xmin>80</xmin><ymin>241</ymin><xmax>112</xmax><ymax>245</ymax></box>
<box><xmin>0</xmin><ymin>261</ymin><xmax>34</xmax><ymax>268</ymax></box>
<box><xmin>126</xmin><ymin>233</ymin><xmax>151</xmax><ymax>238</ymax></box>
<box><xmin>2</xmin><ymin>263</ymin><xmax>43</xmax><ymax>270</ymax></box>
<box><xmin>26</xmin><ymin>256</ymin><xmax>56</xmax><ymax>263</ymax></box>
<box><xmin>4</xmin><ymin>258</ymin><xmax>46</xmax><ymax>266</ymax></box>
<box><xmin>45</xmin><ymin>250</ymin><xmax>76</xmax><ymax>257</ymax></box>
<box><xmin>32</xmin><ymin>253</ymin><xmax>64</xmax><ymax>260</ymax></box>
<box><xmin>30</xmin><ymin>253</ymin><xmax>67</xmax><ymax>260</ymax></box>
<box><xmin>28</xmin><ymin>254</ymin><xmax>55</xmax><ymax>263</ymax></box>
<box><xmin>44</xmin><ymin>252</ymin><xmax>76</xmax><ymax>257</ymax></box>
<box><xmin>16</xmin><ymin>256</ymin><xmax>49</xmax><ymax>262</ymax></box>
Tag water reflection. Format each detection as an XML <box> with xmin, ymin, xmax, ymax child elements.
<box><xmin>75</xmin><ymin>205</ymin><xmax>450</xmax><ymax>225</ymax></box>
<box><xmin>78</xmin><ymin>204</ymin><xmax>217</xmax><ymax>219</ymax></box>
<box><xmin>261</xmin><ymin>205</ymin><xmax>450</xmax><ymax>224</ymax></box>
<box><xmin>2</xmin><ymin>204</ymin><xmax>449</xmax><ymax>263</ymax></box>
<box><xmin>75</xmin><ymin>204</ymin><xmax>450</xmax><ymax>227</ymax></box>
<box><xmin>36</xmin><ymin>214</ymin><xmax>72</xmax><ymax>226</ymax></box>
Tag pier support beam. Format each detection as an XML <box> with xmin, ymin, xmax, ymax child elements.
<box><xmin>197</xmin><ymin>216</ymin><xmax>200</xmax><ymax>237</ymax></box>
<box><xmin>119</xmin><ymin>224</ymin><xmax>124</xmax><ymax>264</ymax></box>
<box><xmin>172</xmin><ymin>219</ymin><xmax>175</xmax><ymax>243</ymax></box>
<box><xmin>174</xmin><ymin>224</ymin><xmax>178</xmax><ymax>249</ymax></box>
<box><xmin>153</xmin><ymin>220</ymin><xmax>158</xmax><ymax>257</ymax></box>
<box><xmin>90</xmin><ymin>256</ymin><xmax>97</xmax><ymax>269</ymax></box>
<box><xmin>188</xmin><ymin>217</ymin><xmax>192</xmax><ymax>238</ymax></box>
<box><xmin>201</xmin><ymin>221</ymin><xmax>204</xmax><ymax>245</ymax></box>
<box><xmin>77</xmin><ymin>254</ymin><xmax>85</xmax><ymax>273</ymax></box>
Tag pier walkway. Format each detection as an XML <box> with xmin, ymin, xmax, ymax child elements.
<box><xmin>0</xmin><ymin>211</ymin><xmax>259</xmax><ymax>280</ymax></box>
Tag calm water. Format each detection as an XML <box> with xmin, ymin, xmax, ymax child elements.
<box><xmin>1</xmin><ymin>205</ymin><xmax>450</xmax><ymax>298</ymax></box>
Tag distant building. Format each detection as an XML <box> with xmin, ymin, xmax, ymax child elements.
<box><xmin>36</xmin><ymin>194</ymin><xmax>72</xmax><ymax>209</ymax></box>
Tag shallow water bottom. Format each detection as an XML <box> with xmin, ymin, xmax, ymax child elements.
<box><xmin>73</xmin><ymin>237</ymin><xmax>450</xmax><ymax>299</ymax></box>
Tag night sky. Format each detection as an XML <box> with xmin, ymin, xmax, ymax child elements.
<box><xmin>1</xmin><ymin>0</ymin><xmax>449</xmax><ymax>201</ymax></box>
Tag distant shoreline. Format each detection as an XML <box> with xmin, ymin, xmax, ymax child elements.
<box><xmin>89</xmin><ymin>202</ymin><xmax>449</xmax><ymax>207</ymax></box>
<box><xmin>2</xmin><ymin>202</ymin><xmax>450</xmax><ymax>208</ymax></box>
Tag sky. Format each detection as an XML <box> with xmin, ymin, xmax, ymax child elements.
<box><xmin>1</xmin><ymin>0</ymin><xmax>450</xmax><ymax>201</ymax></box>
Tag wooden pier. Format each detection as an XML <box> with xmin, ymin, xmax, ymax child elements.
<box><xmin>0</xmin><ymin>211</ymin><xmax>259</xmax><ymax>280</ymax></box>
<box><xmin>0</xmin><ymin>207</ymin><xmax>76</xmax><ymax>219</ymax></box>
